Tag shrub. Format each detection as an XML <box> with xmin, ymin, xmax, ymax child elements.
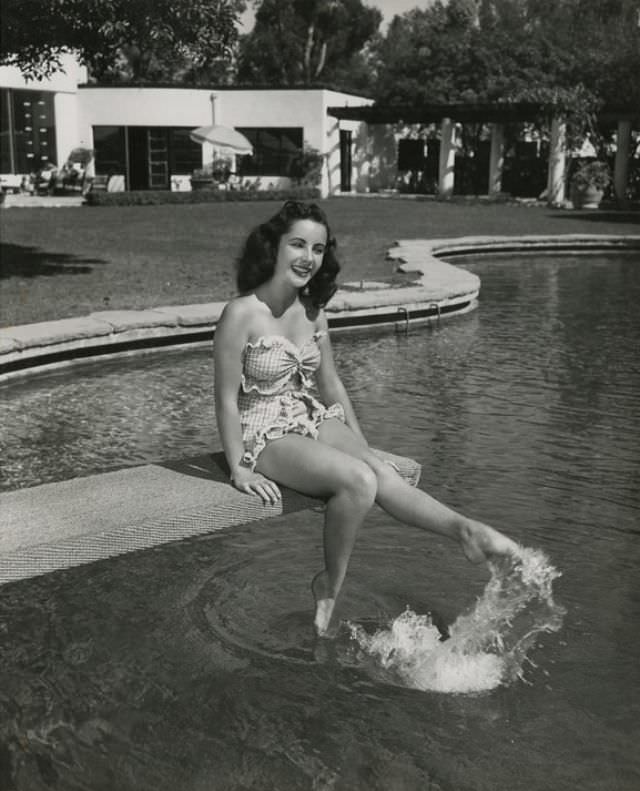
<box><xmin>192</xmin><ymin>157</ymin><xmax>232</xmax><ymax>181</ymax></box>
<box><xmin>85</xmin><ymin>186</ymin><xmax>321</xmax><ymax>207</ymax></box>
<box><xmin>293</xmin><ymin>144</ymin><xmax>323</xmax><ymax>188</ymax></box>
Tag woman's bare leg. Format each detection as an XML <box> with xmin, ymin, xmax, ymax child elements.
<box><xmin>256</xmin><ymin>434</ymin><xmax>377</xmax><ymax>635</ymax></box>
<box><xmin>317</xmin><ymin>420</ymin><xmax>520</xmax><ymax>562</ymax></box>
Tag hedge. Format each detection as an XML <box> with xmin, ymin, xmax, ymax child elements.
<box><xmin>85</xmin><ymin>187</ymin><xmax>321</xmax><ymax>207</ymax></box>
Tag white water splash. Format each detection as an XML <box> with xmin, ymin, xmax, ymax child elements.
<box><xmin>346</xmin><ymin>547</ymin><xmax>565</xmax><ymax>694</ymax></box>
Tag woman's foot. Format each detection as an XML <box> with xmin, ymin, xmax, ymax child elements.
<box><xmin>460</xmin><ymin>519</ymin><xmax>521</xmax><ymax>564</ymax></box>
<box><xmin>311</xmin><ymin>570</ymin><xmax>335</xmax><ymax>637</ymax></box>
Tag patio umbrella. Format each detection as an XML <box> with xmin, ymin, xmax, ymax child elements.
<box><xmin>189</xmin><ymin>93</ymin><xmax>253</xmax><ymax>155</ymax></box>
<box><xmin>189</xmin><ymin>124</ymin><xmax>253</xmax><ymax>154</ymax></box>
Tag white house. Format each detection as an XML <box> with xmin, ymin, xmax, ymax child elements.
<box><xmin>5</xmin><ymin>55</ymin><xmax>635</xmax><ymax>204</ymax></box>
<box><xmin>0</xmin><ymin>54</ymin><xmax>372</xmax><ymax>197</ymax></box>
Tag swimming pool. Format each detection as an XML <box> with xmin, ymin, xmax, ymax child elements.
<box><xmin>1</xmin><ymin>252</ymin><xmax>639</xmax><ymax>789</ymax></box>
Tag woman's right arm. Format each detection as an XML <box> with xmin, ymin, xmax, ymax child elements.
<box><xmin>214</xmin><ymin>300</ymin><xmax>247</xmax><ymax>478</ymax></box>
<box><xmin>213</xmin><ymin>301</ymin><xmax>281</xmax><ymax>505</ymax></box>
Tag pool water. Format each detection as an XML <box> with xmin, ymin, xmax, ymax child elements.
<box><xmin>1</xmin><ymin>253</ymin><xmax>639</xmax><ymax>790</ymax></box>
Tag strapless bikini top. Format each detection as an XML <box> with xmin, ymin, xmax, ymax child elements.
<box><xmin>241</xmin><ymin>332</ymin><xmax>325</xmax><ymax>396</ymax></box>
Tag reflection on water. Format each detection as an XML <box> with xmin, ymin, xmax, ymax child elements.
<box><xmin>1</xmin><ymin>253</ymin><xmax>639</xmax><ymax>790</ymax></box>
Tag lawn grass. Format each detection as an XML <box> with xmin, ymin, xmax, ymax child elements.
<box><xmin>1</xmin><ymin>197</ymin><xmax>638</xmax><ymax>327</ymax></box>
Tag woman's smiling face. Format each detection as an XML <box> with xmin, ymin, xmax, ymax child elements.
<box><xmin>274</xmin><ymin>219</ymin><xmax>327</xmax><ymax>289</ymax></box>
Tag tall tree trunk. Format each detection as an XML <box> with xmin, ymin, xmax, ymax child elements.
<box><xmin>304</xmin><ymin>22</ymin><xmax>316</xmax><ymax>83</ymax></box>
<box><xmin>276</xmin><ymin>10</ymin><xmax>291</xmax><ymax>82</ymax></box>
<box><xmin>314</xmin><ymin>40</ymin><xmax>327</xmax><ymax>78</ymax></box>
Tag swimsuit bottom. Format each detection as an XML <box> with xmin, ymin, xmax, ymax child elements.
<box><xmin>240</xmin><ymin>390</ymin><xmax>345</xmax><ymax>470</ymax></box>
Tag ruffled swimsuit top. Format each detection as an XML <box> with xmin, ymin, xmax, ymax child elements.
<box><xmin>237</xmin><ymin>331</ymin><xmax>344</xmax><ymax>469</ymax></box>
<box><xmin>241</xmin><ymin>332</ymin><xmax>323</xmax><ymax>397</ymax></box>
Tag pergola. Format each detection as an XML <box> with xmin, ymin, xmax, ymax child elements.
<box><xmin>327</xmin><ymin>101</ymin><xmax>638</xmax><ymax>205</ymax></box>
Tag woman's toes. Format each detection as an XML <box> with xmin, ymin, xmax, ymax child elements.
<box><xmin>462</xmin><ymin>521</ymin><xmax>520</xmax><ymax>564</ymax></box>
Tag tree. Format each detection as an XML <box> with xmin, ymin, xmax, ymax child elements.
<box><xmin>236</xmin><ymin>0</ymin><xmax>382</xmax><ymax>89</ymax></box>
<box><xmin>0</xmin><ymin>0</ymin><xmax>246</xmax><ymax>82</ymax></box>
<box><xmin>374</xmin><ymin>0</ymin><xmax>640</xmax><ymax>106</ymax></box>
<box><xmin>372</xmin><ymin>2</ymin><xmax>485</xmax><ymax>104</ymax></box>
<box><xmin>373</xmin><ymin>0</ymin><xmax>640</xmax><ymax>144</ymax></box>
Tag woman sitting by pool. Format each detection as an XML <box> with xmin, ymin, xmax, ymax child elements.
<box><xmin>214</xmin><ymin>200</ymin><xmax>519</xmax><ymax>636</ymax></box>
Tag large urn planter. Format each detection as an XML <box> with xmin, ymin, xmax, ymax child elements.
<box><xmin>569</xmin><ymin>161</ymin><xmax>611</xmax><ymax>210</ymax></box>
<box><xmin>571</xmin><ymin>185</ymin><xmax>604</xmax><ymax>210</ymax></box>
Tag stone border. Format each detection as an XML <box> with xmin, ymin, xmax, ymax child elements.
<box><xmin>394</xmin><ymin>233</ymin><xmax>640</xmax><ymax>262</ymax></box>
<box><xmin>1</xmin><ymin>234</ymin><xmax>638</xmax><ymax>382</ymax></box>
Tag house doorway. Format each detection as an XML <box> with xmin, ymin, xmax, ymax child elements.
<box><xmin>128</xmin><ymin>128</ymin><xmax>148</xmax><ymax>190</ymax></box>
<box><xmin>127</xmin><ymin>127</ymin><xmax>170</xmax><ymax>190</ymax></box>
<box><xmin>339</xmin><ymin>129</ymin><xmax>352</xmax><ymax>192</ymax></box>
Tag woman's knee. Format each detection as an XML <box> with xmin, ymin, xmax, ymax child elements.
<box><xmin>356</xmin><ymin>450</ymin><xmax>386</xmax><ymax>476</ymax></box>
<box><xmin>341</xmin><ymin>460</ymin><xmax>378</xmax><ymax>505</ymax></box>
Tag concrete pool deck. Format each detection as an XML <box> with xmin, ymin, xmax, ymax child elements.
<box><xmin>1</xmin><ymin>232</ymin><xmax>638</xmax><ymax>584</ymax></box>
<box><xmin>2</xmin><ymin>233</ymin><xmax>638</xmax><ymax>381</ymax></box>
<box><xmin>0</xmin><ymin>236</ymin><xmax>481</xmax><ymax>380</ymax></box>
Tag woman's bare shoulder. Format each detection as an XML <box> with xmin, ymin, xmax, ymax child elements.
<box><xmin>219</xmin><ymin>294</ymin><xmax>257</xmax><ymax>327</ymax></box>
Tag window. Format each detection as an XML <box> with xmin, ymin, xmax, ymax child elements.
<box><xmin>93</xmin><ymin>126</ymin><xmax>126</xmax><ymax>176</ymax></box>
<box><xmin>0</xmin><ymin>89</ymin><xmax>56</xmax><ymax>173</ymax></box>
<box><xmin>398</xmin><ymin>139</ymin><xmax>426</xmax><ymax>171</ymax></box>
<box><xmin>93</xmin><ymin>126</ymin><xmax>201</xmax><ymax>189</ymax></box>
<box><xmin>236</xmin><ymin>128</ymin><xmax>303</xmax><ymax>177</ymax></box>
<box><xmin>168</xmin><ymin>128</ymin><xmax>201</xmax><ymax>174</ymax></box>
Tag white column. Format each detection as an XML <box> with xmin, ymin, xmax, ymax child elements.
<box><xmin>614</xmin><ymin>119</ymin><xmax>632</xmax><ymax>204</ymax></box>
<box><xmin>438</xmin><ymin>118</ymin><xmax>456</xmax><ymax>198</ymax></box>
<box><xmin>488</xmin><ymin>122</ymin><xmax>505</xmax><ymax>196</ymax></box>
<box><xmin>202</xmin><ymin>142</ymin><xmax>214</xmax><ymax>168</ymax></box>
<box><xmin>547</xmin><ymin>116</ymin><xmax>567</xmax><ymax>207</ymax></box>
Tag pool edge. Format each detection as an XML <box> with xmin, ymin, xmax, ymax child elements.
<box><xmin>1</xmin><ymin>233</ymin><xmax>638</xmax><ymax>383</ymax></box>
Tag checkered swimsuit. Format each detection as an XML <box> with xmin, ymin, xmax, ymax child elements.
<box><xmin>238</xmin><ymin>331</ymin><xmax>345</xmax><ymax>470</ymax></box>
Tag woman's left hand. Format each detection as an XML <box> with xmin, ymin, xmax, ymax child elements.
<box><xmin>232</xmin><ymin>467</ymin><xmax>282</xmax><ymax>506</ymax></box>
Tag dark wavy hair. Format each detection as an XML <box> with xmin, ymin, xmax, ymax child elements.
<box><xmin>236</xmin><ymin>200</ymin><xmax>340</xmax><ymax>308</ymax></box>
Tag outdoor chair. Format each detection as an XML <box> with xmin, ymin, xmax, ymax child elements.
<box><xmin>35</xmin><ymin>165</ymin><xmax>58</xmax><ymax>195</ymax></box>
<box><xmin>56</xmin><ymin>163</ymin><xmax>85</xmax><ymax>193</ymax></box>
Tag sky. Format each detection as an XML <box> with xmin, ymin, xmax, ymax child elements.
<box><xmin>369</xmin><ymin>0</ymin><xmax>437</xmax><ymax>27</ymax></box>
<box><xmin>239</xmin><ymin>1</ymin><xmax>438</xmax><ymax>33</ymax></box>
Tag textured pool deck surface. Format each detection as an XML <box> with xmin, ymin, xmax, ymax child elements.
<box><xmin>0</xmin><ymin>451</ymin><xmax>420</xmax><ymax>586</ymax></box>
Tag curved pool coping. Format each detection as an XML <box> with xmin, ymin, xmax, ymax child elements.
<box><xmin>1</xmin><ymin>233</ymin><xmax>638</xmax><ymax>383</ymax></box>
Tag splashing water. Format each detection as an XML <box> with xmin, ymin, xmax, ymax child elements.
<box><xmin>346</xmin><ymin>547</ymin><xmax>566</xmax><ymax>694</ymax></box>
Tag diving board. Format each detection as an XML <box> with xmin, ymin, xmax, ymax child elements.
<box><xmin>0</xmin><ymin>450</ymin><xmax>421</xmax><ymax>585</ymax></box>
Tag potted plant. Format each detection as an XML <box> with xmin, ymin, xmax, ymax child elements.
<box><xmin>211</xmin><ymin>157</ymin><xmax>232</xmax><ymax>185</ymax></box>
<box><xmin>67</xmin><ymin>147</ymin><xmax>95</xmax><ymax>168</ymax></box>
<box><xmin>570</xmin><ymin>160</ymin><xmax>612</xmax><ymax>209</ymax></box>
